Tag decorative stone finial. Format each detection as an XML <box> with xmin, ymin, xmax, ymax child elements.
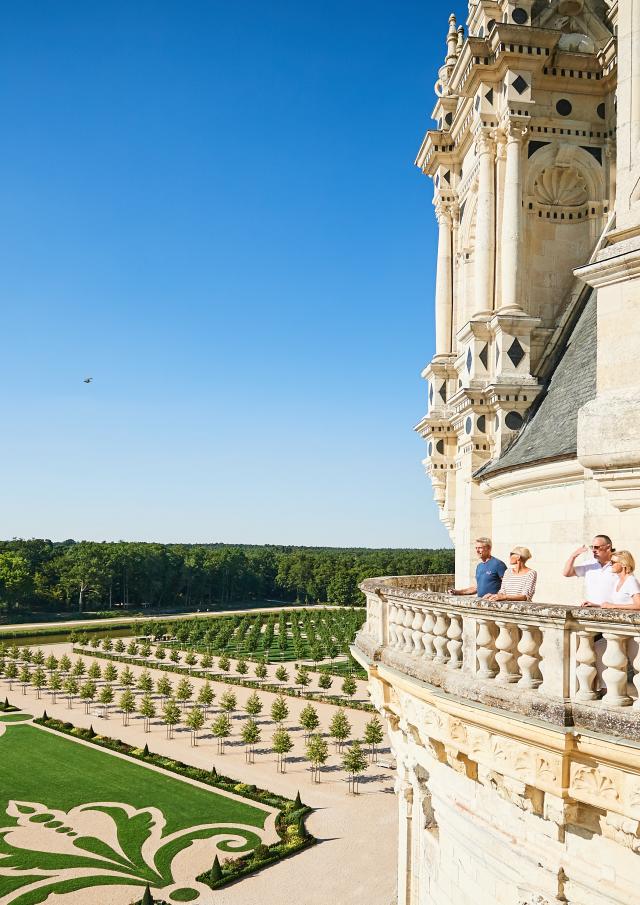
<box><xmin>457</xmin><ymin>26</ymin><xmax>465</xmax><ymax>52</ymax></box>
<box><xmin>446</xmin><ymin>13</ymin><xmax>459</xmax><ymax>64</ymax></box>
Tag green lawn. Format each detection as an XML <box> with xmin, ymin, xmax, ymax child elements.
<box><xmin>0</xmin><ymin>722</ymin><xmax>269</xmax><ymax>905</ymax></box>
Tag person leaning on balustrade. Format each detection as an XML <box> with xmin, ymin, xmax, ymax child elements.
<box><xmin>447</xmin><ymin>537</ymin><xmax>506</xmax><ymax>597</ymax></box>
<box><xmin>562</xmin><ymin>534</ymin><xmax>617</xmax><ymax>604</ymax></box>
<box><xmin>483</xmin><ymin>546</ymin><xmax>537</xmax><ymax>602</ymax></box>
<box><xmin>581</xmin><ymin>550</ymin><xmax>640</xmax><ymax>610</ymax></box>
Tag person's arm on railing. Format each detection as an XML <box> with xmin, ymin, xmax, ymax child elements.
<box><xmin>563</xmin><ymin>545</ymin><xmax>588</xmax><ymax>577</ymax></box>
<box><xmin>448</xmin><ymin>584</ymin><xmax>477</xmax><ymax>596</ymax></box>
<box><xmin>583</xmin><ymin>596</ymin><xmax>640</xmax><ymax>610</ymax></box>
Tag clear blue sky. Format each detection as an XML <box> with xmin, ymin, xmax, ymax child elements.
<box><xmin>0</xmin><ymin>0</ymin><xmax>467</xmax><ymax>548</ymax></box>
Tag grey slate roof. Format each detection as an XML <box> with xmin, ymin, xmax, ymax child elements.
<box><xmin>475</xmin><ymin>291</ymin><xmax>597</xmax><ymax>479</ymax></box>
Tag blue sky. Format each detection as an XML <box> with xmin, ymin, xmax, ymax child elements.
<box><xmin>0</xmin><ymin>0</ymin><xmax>467</xmax><ymax>548</ymax></box>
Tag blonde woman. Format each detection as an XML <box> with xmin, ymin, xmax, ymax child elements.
<box><xmin>484</xmin><ymin>546</ymin><xmax>537</xmax><ymax>602</ymax></box>
<box><xmin>582</xmin><ymin>550</ymin><xmax>640</xmax><ymax>610</ymax></box>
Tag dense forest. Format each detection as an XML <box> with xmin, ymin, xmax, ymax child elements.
<box><xmin>0</xmin><ymin>540</ymin><xmax>454</xmax><ymax>616</ymax></box>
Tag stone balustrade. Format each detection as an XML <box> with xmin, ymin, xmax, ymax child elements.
<box><xmin>356</xmin><ymin>575</ymin><xmax>640</xmax><ymax>737</ymax></box>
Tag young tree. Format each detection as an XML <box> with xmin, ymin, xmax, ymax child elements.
<box><xmin>342</xmin><ymin>739</ymin><xmax>368</xmax><ymax>794</ymax></box>
<box><xmin>72</xmin><ymin>658</ymin><xmax>86</xmax><ymax>679</ymax></box>
<box><xmin>119</xmin><ymin>688</ymin><xmax>137</xmax><ymax>726</ymax></box>
<box><xmin>137</xmin><ymin>670</ymin><xmax>153</xmax><ymax>694</ymax></box>
<box><xmin>241</xmin><ymin>718</ymin><xmax>261</xmax><ymax>763</ymax></box>
<box><xmin>296</xmin><ymin>667</ymin><xmax>310</xmax><ymax>692</ymax></box>
<box><xmin>175</xmin><ymin>677</ymin><xmax>194</xmax><ymax>712</ymax></box>
<box><xmin>138</xmin><ymin>693</ymin><xmax>156</xmax><ymax>732</ymax></box>
<box><xmin>120</xmin><ymin>666</ymin><xmax>135</xmax><ymax>689</ymax></box>
<box><xmin>103</xmin><ymin>663</ymin><xmax>118</xmax><ymax>684</ymax></box>
<box><xmin>211</xmin><ymin>712</ymin><xmax>232</xmax><ymax>753</ymax></box>
<box><xmin>169</xmin><ymin>648</ymin><xmax>181</xmax><ymax>664</ymax></box>
<box><xmin>89</xmin><ymin>635</ymin><xmax>100</xmax><ymax>650</ymax></box>
<box><xmin>87</xmin><ymin>661</ymin><xmax>102</xmax><ymax>681</ymax></box>
<box><xmin>196</xmin><ymin>681</ymin><xmax>215</xmax><ymax>717</ymax></box>
<box><xmin>185</xmin><ymin>705</ymin><xmax>205</xmax><ymax>745</ymax></box>
<box><xmin>32</xmin><ymin>648</ymin><xmax>45</xmax><ymax>667</ymax></box>
<box><xmin>270</xmin><ymin>695</ymin><xmax>289</xmax><ymax>725</ymax></box>
<box><xmin>59</xmin><ymin>654</ymin><xmax>72</xmax><ymax>674</ymax></box>
<box><xmin>218</xmin><ymin>654</ymin><xmax>230</xmax><ymax>672</ymax></box>
<box><xmin>363</xmin><ymin>716</ymin><xmax>384</xmax><ymax>762</ymax></box>
<box><xmin>236</xmin><ymin>657</ymin><xmax>248</xmax><ymax>676</ymax></box>
<box><xmin>45</xmin><ymin>654</ymin><xmax>58</xmax><ymax>675</ymax></box>
<box><xmin>48</xmin><ymin>670</ymin><xmax>61</xmax><ymax>702</ymax></box>
<box><xmin>156</xmin><ymin>675</ymin><xmax>173</xmax><ymax>703</ymax></box>
<box><xmin>162</xmin><ymin>698</ymin><xmax>181</xmax><ymax>739</ymax></box>
<box><xmin>200</xmin><ymin>652</ymin><xmax>213</xmax><ymax>670</ymax></box>
<box><xmin>341</xmin><ymin>674</ymin><xmax>357</xmax><ymax>699</ymax></box>
<box><xmin>245</xmin><ymin>691</ymin><xmax>263</xmax><ymax>717</ymax></box>
<box><xmin>80</xmin><ymin>679</ymin><xmax>97</xmax><ymax>714</ymax></box>
<box><xmin>114</xmin><ymin>639</ymin><xmax>126</xmax><ymax>653</ymax></box>
<box><xmin>318</xmin><ymin>670</ymin><xmax>333</xmax><ymax>691</ymax></box>
<box><xmin>275</xmin><ymin>665</ymin><xmax>289</xmax><ymax>684</ymax></box>
<box><xmin>254</xmin><ymin>659</ymin><xmax>268</xmax><ymax>680</ymax></box>
<box><xmin>328</xmin><ymin>708</ymin><xmax>351</xmax><ymax>752</ymax></box>
<box><xmin>31</xmin><ymin>666</ymin><xmax>47</xmax><ymax>699</ymax></box>
<box><xmin>102</xmin><ymin>637</ymin><xmax>113</xmax><ymax>652</ymax></box>
<box><xmin>98</xmin><ymin>683</ymin><xmax>114</xmax><ymax>718</ymax></box>
<box><xmin>272</xmin><ymin>727</ymin><xmax>293</xmax><ymax>772</ymax></box>
<box><xmin>127</xmin><ymin>640</ymin><xmax>139</xmax><ymax>656</ymax></box>
<box><xmin>5</xmin><ymin>660</ymin><xmax>18</xmax><ymax>690</ymax></box>
<box><xmin>155</xmin><ymin>644</ymin><xmax>166</xmax><ymax>661</ymax></box>
<box><xmin>20</xmin><ymin>648</ymin><xmax>33</xmax><ymax>665</ymax></box>
<box><xmin>18</xmin><ymin>664</ymin><xmax>31</xmax><ymax>695</ymax></box>
<box><xmin>220</xmin><ymin>690</ymin><xmax>237</xmax><ymax>715</ymax></box>
<box><xmin>299</xmin><ymin>703</ymin><xmax>320</xmax><ymax>740</ymax></box>
<box><xmin>139</xmin><ymin>641</ymin><xmax>152</xmax><ymax>658</ymax></box>
<box><xmin>305</xmin><ymin>733</ymin><xmax>329</xmax><ymax>782</ymax></box>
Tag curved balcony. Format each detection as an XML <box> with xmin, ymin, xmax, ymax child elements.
<box><xmin>353</xmin><ymin>574</ymin><xmax>640</xmax><ymax>739</ymax></box>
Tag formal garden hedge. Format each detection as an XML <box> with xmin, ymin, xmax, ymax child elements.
<box><xmin>34</xmin><ymin>715</ymin><xmax>315</xmax><ymax>892</ymax></box>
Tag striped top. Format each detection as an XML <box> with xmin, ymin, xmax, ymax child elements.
<box><xmin>500</xmin><ymin>568</ymin><xmax>537</xmax><ymax>600</ymax></box>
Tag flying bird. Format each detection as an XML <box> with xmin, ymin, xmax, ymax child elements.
<box><xmin>83</xmin><ymin>377</ymin><xmax>93</xmax><ymax>384</ymax></box>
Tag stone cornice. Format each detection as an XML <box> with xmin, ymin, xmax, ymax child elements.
<box><xmin>477</xmin><ymin>457</ymin><xmax>586</xmax><ymax>498</ymax></box>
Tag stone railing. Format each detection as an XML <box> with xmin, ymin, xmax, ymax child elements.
<box><xmin>355</xmin><ymin>575</ymin><xmax>640</xmax><ymax>737</ymax></box>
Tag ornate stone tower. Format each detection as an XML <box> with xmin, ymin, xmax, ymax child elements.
<box><xmin>414</xmin><ymin>0</ymin><xmax>616</xmax><ymax>588</ymax></box>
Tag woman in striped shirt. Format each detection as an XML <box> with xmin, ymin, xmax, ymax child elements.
<box><xmin>483</xmin><ymin>546</ymin><xmax>537</xmax><ymax>602</ymax></box>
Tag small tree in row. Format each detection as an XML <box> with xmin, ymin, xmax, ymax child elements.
<box><xmin>272</xmin><ymin>727</ymin><xmax>293</xmax><ymax>773</ymax></box>
<box><xmin>186</xmin><ymin>705</ymin><xmax>205</xmax><ymax>745</ymax></box>
<box><xmin>306</xmin><ymin>733</ymin><xmax>329</xmax><ymax>782</ymax></box>
<box><xmin>212</xmin><ymin>713</ymin><xmax>231</xmax><ymax>754</ymax></box>
<box><xmin>241</xmin><ymin>718</ymin><xmax>261</xmax><ymax>763</ymax></box>
<box><xmin>139</xmin><ymin>693</ymin><xmax>156</xmax><ymax>732</ymax></box>
<box><xmin>342</xmin><ymin>739</ymin><xmax>368</xmax><ymax>794</ymax></box>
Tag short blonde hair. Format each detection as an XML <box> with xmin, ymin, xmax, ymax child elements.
<box><xmin>510</xmin><ymin>545</ymin><xmax>532</xmax><ymax>563</ymax></box>
<box><xmin>612</xmin><ymin>550</ymin><xmax>635</xmax><ymax>573</ymax></box>
<box><xmin>475</xmin><ymin>537</ymin><xmax>492</xmax><ymax>547</ymax></box>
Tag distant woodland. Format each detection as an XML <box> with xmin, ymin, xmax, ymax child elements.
<box><xmin>0</xmin><ymin>540</ymin><xmax>454</xmax><ymax>615</ymax></box>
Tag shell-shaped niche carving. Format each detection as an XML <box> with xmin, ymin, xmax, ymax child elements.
<box><xmin>533</xmin><ymin>165</ymin><xmax>588</xmax><ymax>207</ymax></box>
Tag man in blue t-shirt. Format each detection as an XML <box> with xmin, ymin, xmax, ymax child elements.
<box><xmin>448</xmin><ymin>537</ymin><xmax>507</xmax><ymax>598</ymax></box>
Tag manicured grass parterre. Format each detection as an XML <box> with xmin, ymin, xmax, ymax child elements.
<box><xmin>0</xmin><ymin>721</ymin><xmax>272</xmax><ymax>905</ymax></box>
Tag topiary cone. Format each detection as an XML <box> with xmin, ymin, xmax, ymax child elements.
<box><xmin>209</xmin><ymin>854</ymin><xmax>222</xmax><ymax>884</ymax></box>
<box><xmin>143</xmin><ymin>742</ymin><xmax>149</xmax><ymax>756</ymax></box>
<box><xmin>42</xmin><ymin>710</ymin><xmax>48</xmax><ymax>721</ymax></box>
<box><xmin>294</xmin><ymin>790</ymin><xmax>302</xmax><ymax>808</ymax></box>
<box><xmin>141</xmin><ymin>884</ymin><xmax>154</xmax><ymax>905</ymax></box>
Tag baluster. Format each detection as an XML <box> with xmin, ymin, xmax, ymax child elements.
<box><xmin>433</xmin><ymin>612</ymin><xmax>450</xmax><ymax>663</ymax></box>
<box><xmin>494</xmin><ymin>621</ymin><xmax>519</xmax><ymax>684</ymax></box>
<box><xmin>388</xmin><ymin>604</ymin><xmax>398</xmax><ymax>648</ymax></box>
<box><xmin>446</xmin><ymin>613</ymin><xmax>463</xmax><ymax>669</ymax></box>
<box><xmin>602</xmin><ymin>633</ymin><xmax>632</xmax><ymax>706</ymax></box>
<box><xmin>393</xmin><ymin>604</ymin><xmax>406</xmax><ymax>650</ymax></box>
<box><xmin>476</xmin><ymin>619</ymin><xmax>497</xmax><ymax>678</ymax></box>
<box><xmin>575</xmin><ymin>630</ymin><xmax>598</xmax><ymax>701</ymax></box>
<box><xmin>411</xmin><ymin>608</ymin><xmax>425</xmax><ymax>657</ymax></box>
<box><xmin>517</xmin><ymin>625</ymin><xmax>542</xmax><ymax>689</ymax></box>
<box><xmin>633</xmin><ymin>636</ymin><xmax>640</xmax><ymax>708</ymax></box>
<box><xmin>402</xmin><ymin>606</ymin><xmax>415</xmax><ymax>652</ymax></box>
<box><xmin>422</xmin><ymin>610</ymin><xmax>436</xmax><ymax>660</ymax></box>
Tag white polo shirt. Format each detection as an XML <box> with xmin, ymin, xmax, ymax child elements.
<box><xmin>574</xmin><ymin>558</ymin><xmax>617</xmax><ymax>604</ymax></box>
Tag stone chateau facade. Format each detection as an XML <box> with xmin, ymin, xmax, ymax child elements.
<box><xmin>354</xmin><ymin>2</ymin><xmax>640</xmax><ymax>904</ymax></box>
<box><xmin>413</xmin><ymin>0</ymin><xmax>640</xmax><ymax>602</ymax></box>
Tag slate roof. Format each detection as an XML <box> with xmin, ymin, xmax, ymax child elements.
<box><xmin>475</xmin><ymin>290</ymin><xmax>597</xmax><ymax>479</ymax></box>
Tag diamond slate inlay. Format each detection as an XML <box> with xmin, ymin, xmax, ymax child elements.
<box><xmin>485</xmin><ymin>88</ymin><xmax>494</xmax><ymax>106</ymax></box>
<box><xmin>429</xmin><ymin>383</ymin><xmax>434</xmax><ymax>405</ymax></box>
<box><xmin>439</xmin><ymin>383</ymin><xmax>447</xmax><ymax>403</ymax></box>
<box><xmin>479</xmin><ymin>343</ymin><xmax>488</xmax><ymax>370</ymax></box>
<box><xmin>466</xmin><ymin>347</ymin><xmax>472</xmax><ymax>373</ymax></box>
<box><xmin>512</xmin><ymin>75</ymin><xmax>528</xmax><ymax>96</ymax></box>
<box><xmin>507</xmin><ymin>338</ymin><xmax>525</xmax><ymax>368</ymax></box>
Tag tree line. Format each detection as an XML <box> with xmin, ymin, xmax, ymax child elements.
<box><xmin>0</xmin><ymin>539</ymin><xmax>454</xmax><ymax>615</ymax></box>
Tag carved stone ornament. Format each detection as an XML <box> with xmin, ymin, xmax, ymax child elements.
<box><xmin>571</xmin><ymin>766</ymin><xmax>620</xmax><ymax>802</ymax></box>
<box><xmin>533</xmin><ymin>165</ymin><xmax>588</xmax><ymax>207</ymax></box>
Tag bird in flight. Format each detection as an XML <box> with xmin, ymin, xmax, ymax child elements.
<box><xmin>83</xmin><ymin>377</ymin><xmax>93</xmax><ymax>384</ymax></box>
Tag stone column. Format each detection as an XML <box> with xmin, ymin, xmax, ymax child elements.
<box><xmin>434</xmin><ymin>202</ymin><xmax>453</xmax><ymax>356</ymax></box>
<box><xmin>494</xmin><ymin>136</ymin><xmax>507</xmax><ymax>311</ymax></box>
<box><xmin>395</xmin><ymin>773</ymin><xmax>415</xmax><ymax>905</ymax></box>
<box><xmin>474</xmin><ymin>128</ymin><xmax>496</xmax><ymax>316</ymax></box>
<box><xmin>499</xmin><ymin>118</ymin><xmax>528</xmax><ymax>312</ymax></box>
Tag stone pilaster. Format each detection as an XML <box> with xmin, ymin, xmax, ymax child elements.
<box><xmin>500</xmin><ymin>118</ymin><xmax>528</xmax><ymax>313</ymax></box>
<box><xmin>434</xmin><ymin>202</ymin><xmax>454</xmax><ymax>357</ymax></box>
<box><xmin>474</xmin><ymin>129</ymin><xmax>497</xmax><ymax>317</ymax></box>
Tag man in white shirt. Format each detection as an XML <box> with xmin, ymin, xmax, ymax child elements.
<box><xmin>562</xmin><ymin>534</ymin><xmax>617</xmax><ymax>605</ymax></box>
